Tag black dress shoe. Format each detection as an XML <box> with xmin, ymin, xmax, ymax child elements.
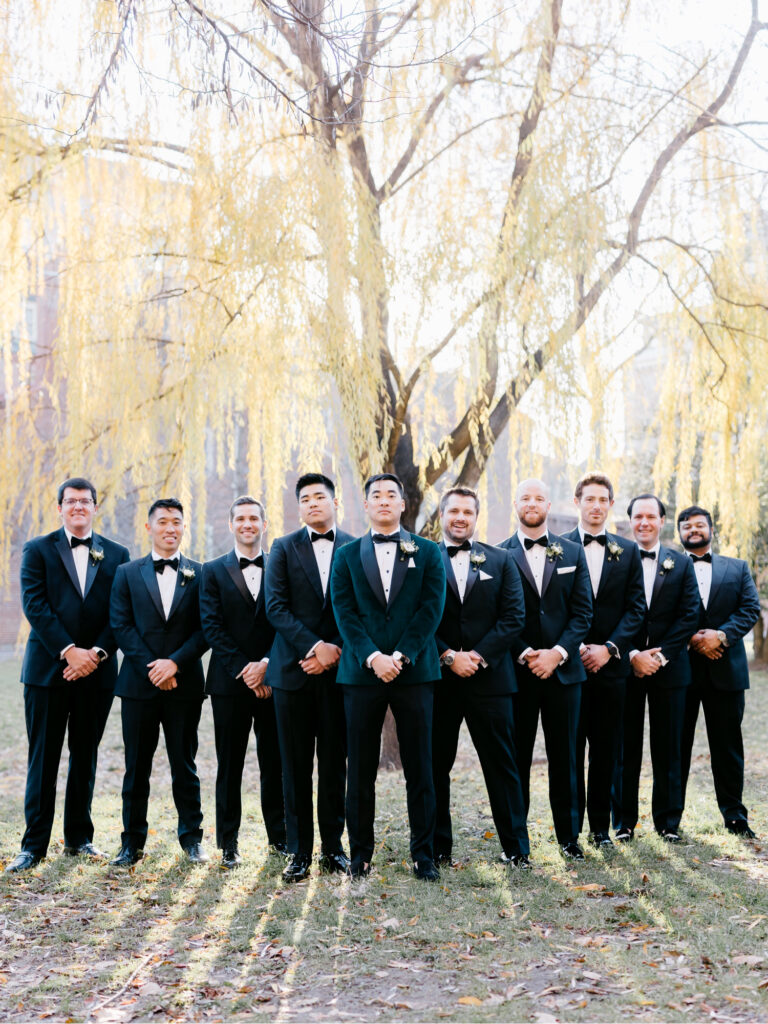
<box><xmin>184</xmin><ymin>843</ymin><xmax>209</xmax><ymax>864</ymax></box>
<box><xmin>659</xmin><ymin>829</ymin><xmax>683</xmax><ymax>844</ymax></box>
<box><xmin>110</xmin><ymin>846</ymin><xmax>143</xmax><ymax>868</ymax></box>
<box><xmin>319</xmin><ymin>851</ymin><xmax>350</xmax><ymax>874</ymax></box>
<box><xmin>500</xmin><ymin>852</ymin><xmax>531</xmax><ymax>870</ymax></box>
<box><xmin>588</xmin><ymin>832</ymin><xmax>614</xmax><ymax>849</ymax></box>
<box><xmin>5</xmin><ymin>851</ymin><xmax>42</xmax><ymax>873</ymax></box>
<box><xmin>726</xmin><ymin>819</ymin><xmax>757</xmax><ymax>839</ymax></box>
<box><xmin>269</xmin><ymin>842</ymin><xmax>289</xmax><ymax>857</ymax></box>
<box><xmin>413</xmin><ymin>858</ymin><xmax>440</xmax><ymax>881</ymax></box>
<box><xmin>221</xmin><ymin>847</ymin><xmax>242</xmax><ymax>869</ymax></box>
<box><xmin>347</xmin><ymin>860</ymin><xmax>371</xmax><ymax>879</ymax></box>
<box><xmin>615</xmin><ymin>827</ymin><xmax>634</xmax><ymax>843</ymax></box>
<box><xmin>64</xmin><ymin>841</ymin><xmax>106</xmax><ymax>859</ymax></box>
<box><xmin>282</xmin><ymin>853</ymin><xmax>312</xmax><ymax>883</ymax></box>
<box><xmin>434</xmin><ymin>852</ymin><xmax>453</xmax><ymax>867</ymax></box>
<box><xmin>561</xmin><ymin>841</ymin><xmax>585</xmax><ymax>861</ymax></box>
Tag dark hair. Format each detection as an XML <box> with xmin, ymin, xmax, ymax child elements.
<box><xmin>574</xmin><ymin>472</ymin><xmax>614</xmax><ymax>501</ymax></box>
<box><xmin>295</xmin><ymin>473</ymin><xmax>335</xmax><ymax>500</ymax></box>
<box><xmin>626</xmin><ymin>493</ymin><xmax>666</xmax><ymax>518</ymax></box>
<box><xmin>439</xmin><ymin>486</ymin><xmax>480</xmax><ymax>514</ymax></box>
<box><xmin>229</xmin><ymin>495</ymin><xmax>266</xmax><ymax>520</ymax></box>
<box><xmin>364</xmin><ymin>473</ymin><xmax>404</xmax><ymax>498</ymax></box>
<box><xmin>58</xmin><ymin>477</ymin><xmax>97</xmax><ymax>505</ymax></box>
<box><xmin>147</xmin><ymin>497</ymin><xmax>184</xmax><ymax>520</ymax></box>
<box><xmin>677</xmin><ymin>504</ymin><xmax>712</xmax><ymax>528</ymax></box>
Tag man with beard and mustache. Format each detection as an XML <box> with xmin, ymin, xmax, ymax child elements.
<box><xmin>677</xmin><ymin>505</ymin><xmax>761</xmax><ymax>839</ymax></box>
<box><xmin>500</xmin><ymin>479</ymin><xmax>592</xmax><ymax>861</ymax></box>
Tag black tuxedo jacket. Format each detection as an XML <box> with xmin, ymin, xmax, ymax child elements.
<box><xmin>20</xmin><ymin>528</ymin><xmax>130</xmax><ymax>691</ymax></box>
<box><xmin>110</xmin><ymin>554</ymin><xmax>208</xmax><ymax>701</ymax></box>
<box><xmin>498</xmin><ymin>533</ymin><xmax>592</xmax><ymax>686</ymax></box>
<box><xmin>690</xmin><ymin>553</ymin><xmax>760</xmax><ymax>691</ymax></box>
<box><xmin>561</xmin><ymin>528</ymin><xmax>646</xmax><ymax>678</ymax></box>
<box><xmin>200</xmin><ymin>549</ymin><xmax>276</xmax><ymax>696</ymax></box>
<box><xmin>631</xmin><ymin>544</ymin><xmax>700</xmax><ymax>689</ymax></box>
<box><xmin>435</xmin><ymin>540</ymin><xmax>525</xmax><ymax>695</ymax></box>
<box><xmin>331</xmin><ymin>530</ymin><xmax>446</xmax><ymax>685</ymax></box>
<box><xmin>264</xmin><ymin>526</ymin><xmax>354</xmax><ymax>691</ymax></box>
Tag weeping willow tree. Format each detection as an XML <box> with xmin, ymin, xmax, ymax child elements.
<box><xmin>2</xmin><ymin>0</ymin><xmax>767</xmax><ymax>569</ymax></box>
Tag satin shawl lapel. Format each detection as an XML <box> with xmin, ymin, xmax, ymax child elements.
<box><xmin>54</xmin><ymin>530</ymin><xmax>83</xmax><ymax>598</ymax></box>
<box><xmin>704</xmin><ymin>553</ymin><xmax>726</xmax><ymax>611</ymax></box>
<box><xmin>293</xmin><ymin>530</ymin><xmax>324</xmax><ymax>602</ymax></box>
<box><xmin>595</xmin><ymin>535</ymin><xmax>613</xmax><ymax>595</ymax></box>
<box><xmin>508</xmin><ymin>537</ymin><xmax>538</xmax><ymax>594</ymax></box>
<box><xmin>360</xmin><ymin>531</ymin><xmax>387</xmax><ymax>608</ymax></box>
<box><xmin>167</xmin><ymin>556</ymin><xmax>193</xmax><ymax>620</ymax></box>
<box><xmin>463</xmin><ymin>542</ymin><xmax>480</xmax><ymax>601</ymax></box>
<box><xmin>255</xmin><ymin>550</ymin><xmax>268</xmax><ymax>614</ymax></box>
<box><xmin>82</xmin><ymin>533</ymin><xmax>102</xmax><ymax>600</ymax></box>
<box><xmin>440</xmin><ymin>543</ymin><xmax>461</xmax><ymax>603</ymax></box>
<box><xmin>387</xmin><ymin>531</ymin><xmax>409</xmax><ymax>608</ymax></box>
<box><xmin>225</xmin><ymin>549</ymin><xmax>256</xmax><ymax>610</ymax></box>
<box><xmin>650</xmin><ymin>546</ymin><xmax>668</xmax><ymax>606</ymax></box>
<box><xmin>540</xmin><ymin>543</ymin><xmax>557</xmax><ymax>598</ymax></box>
<box><xmin>139</xmin><ymin>555</ymin><xmax>166</xmax><ymax>620</ymax></box>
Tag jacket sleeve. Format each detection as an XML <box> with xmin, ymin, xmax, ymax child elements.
<box><xmin>264</xmin><ymin>538</ymin><xmax>323</xmax><ymax>656</ymax></box>
<box><xmin>658</xmin><ymin>558</ymin><xmax>701</xmax><ymax>663</ymax></box>
<box><xmin>606</xmin><ymin>544</ymin><xmax>647</xmax><ymax>658</ymax></box>
<box><xmin>718</xmin><ymin>562</ymin><xmax>762</xmax><ymax>642</ymax></box>
<box><xmin>20</xmin><ymin>540</ymin><xmax>73</xmax><ymax>657</ymax></box>
<box><xmin>394</xmin><ymin>542</ymin><xmax>447</xmax><ymax>665</ymax></box>
<box><xmin>474</xmin><ymin>552</ymin><xmax>526</xmax><ymax>666</ymax></box>
<box><xmin>553</xmin><ymin>548</ymin><xmax>593</xmax><ymax>658</ymax></box>
<box><xmin>92</xmin><ymin>545</ymin><xmax>131</xmax><ymax>656</ymax></box>
<box><xmin>330</xmin><ymin>546</ymin><xmax>379</xmax><ymax>667</ymax></box>
<box><xmin>109</xmin><ymin>564</ymin><xmax>155</xmax><ymax>673</ymax></box>
<box><xmin>199</xmin><ymin>563</ymin><xmax>249</xmax><ymax>678</ymax></box>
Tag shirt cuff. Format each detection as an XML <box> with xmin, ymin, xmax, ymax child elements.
<box><xmin>366</xmin><ymin>651</ymin><xmax>383</xmax><ymax>669</ymax></box>
<box><xmin>93</xmin><ymin>647</ymin><xmax>108</xmax><ymax>662</ymax></box>
<box><xmin>554</xmin><ymin>645</ymin><xmax>568</xmax><ymax>664</ymax></box>
<box><xmin>60</xmin><ymin>643</ymin><xmax>75</xmax><ymax>659</ymax></box>
<box><xmin>260</xmin><ymin>657</ymin><xmax>269</xmax><ymax>664</ymax></box>
<box><xmin>657</xmin><ymin>651</ymin><xmax>669</xmax><ymax>667</ymax></box>
<box><xmin>305</xmin><ymin>640</ymin><xmax>322</xmax><ymax>659</ymax></box>
<box><xmin>518</xmin><ymin>646</ymin><xmax>533</xmax><ymax>665</ymax></box>
<box><xmin>629</xmin><ymin>649</ymin><xmax>639</xmax><ymax>661</ymax></box>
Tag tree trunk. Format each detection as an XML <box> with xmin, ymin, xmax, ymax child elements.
<box><xmin>379</xmin><ymin>710</ymin><xmax>401</xmax><ymax>769</ymax></box>
<box><xmin>753</xmin><ymin>611</ymin><xmax>767</xmax><ymax>662</ymax></box>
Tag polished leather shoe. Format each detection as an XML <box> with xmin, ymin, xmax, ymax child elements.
<box><xmin>319</xmin><ymin>851</ymin><xmax>350</xmax><ymax>874</ymax></box>
<box><xmin>64</xmin><ymin>841</ymin><xmax>106</xmax><ymax>859</ymax></box>
<box><xmin>726</xmin><ymin>819</ymin><xmax>757</xmax><ymax>839</ymax></box>
<box><xmin>434</xmin><ymin>851</ymin><xmax>453</xmax><ymax>867</ymax></box>
<box><xmin>5</xmin><ymin>851</ymin><xmax>42</xmax><ymax>873</ymax></box>
<box><xmin>615</xmin><ymin>827</ymin><xmax>634</xmax><ymax>843</ymax></box>
<box><xmin>588</xmin><ymin>832</ymin><xmax>614</xmax><ymax>849</ymax></box>
<box><xmin>184</xmin><ymin>843</ymin><xmax>209</xmax><ymax>864</ymax></box>
<box><xmin>347</xmin><ymin>860</ymin><xmax>371</xmax><ymax>879</ymax></box>
<box><xmin>110</xmin><ymin>846</ymin><xmax>143</xmax><ymax>868</ymax></box>
<box><xmin>413</xmin><ymin>858</ymin><xmax>440</xmax><ymax>881</ymax></box>
<box><xmin>501</xmin><ymin>851</ymin><xmax>531</xmax><ymax>870</ymax></box>
<box><xmin>659</xmin><ymin>829</ymin><xmax>683</xmax><ymax>844</ymax></box>
<box><xmin>221</xmin><ymin>846</ymin><xmax>241</xmax><ymax>869</ymax></box>
<box><xmin>561</xmin><ymin>841</ymin><xmax>585</xmax><ymax>861</ymax></box>
<box><xmin>269</xmin><ymin>842</ymin><xmax>289</xmax><ymax>857</ymax></box>
<box><xmin>282</xmin><ymin>853</ymin><xmax>312</xmax><ymax>883</ymax></box>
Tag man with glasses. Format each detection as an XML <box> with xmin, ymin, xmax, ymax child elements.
<box><xmin>6</xmin><ymin>478</ymin><xmax>130</xmax><ymax>873</ymax></box>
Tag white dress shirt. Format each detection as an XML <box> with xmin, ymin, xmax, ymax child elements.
<box><xmin>579</xmin><ymin>525</ymin><xmax>606</xmax><ymax>597</ymax></box>
<box><xmin>152</xmin><ymin>550</ymin><xmax>179</xmax><ymax>619</ymax></box>
<box><xmin>639</xmin><ymin>541</ymin><xmax>660</xmax><ymax>608</ymax></box>
<box><xmin>516</xmin><ymin>530</ymin><xmax>567</xmax><ymax>665</ymax></box>
<box><xmin>64</xmin><ymin>528</ymin><xmax>92</xmax><ymax>596</ymax></box>
<box><xmin>451</xmin><ymin>548</ymin><xmax>470</xmax><ymax>602</ymax></box>
<box><xmin>235</xmin><ymin>544</ymin><xmax>263</xmax><ymax>600</ymax></box>
<box><xmin>366</xmin><ymin>530</ymin><xmax>404</xmax><ymax>668</ymax></box>
<box><xmin>307</xmin><ymin>525</ymin><xmax>334</xmax><ymax>597</ymax></box>
<box><xmin>690</xmin><ymin>550</ymin><xmax>712</xmax><ymax>608</ymax></box>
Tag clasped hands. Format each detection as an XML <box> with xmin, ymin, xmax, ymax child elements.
<box><xmin>147</xmin><ymin>658</ymin><xmax>178</xmax><ymax>690</ymax></box>
<box><xmin>62</xmin><ymin>646</ymin><xmax>101</xmax><ymax>681</ymax></box>
<box><xmin>446</xmin><ymin>650</ymin><xmax>484</xmax><ymax>678</ymax></box>
<box><xmin>299</xmin><ymin>641</ymin><xmax>341</xmax><ymax>676</ymax></box>
<box><xmin>690</xmin><ymin>629</ymin><xmax>725</xmax><ymax>660</ymax></box>
<box><xmin>523</xmin><ymin>648</ymin><xmax>563</xmax><ymax>679</ymax></box>
<box><xmin>236</xmin><ymin>659</ymin><xmax>272</xmax><ymax>698</ymax></box>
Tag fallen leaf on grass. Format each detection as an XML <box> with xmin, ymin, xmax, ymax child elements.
<box><xmin>573</xmin><ymin>883</ymin><xmax>605</xmax><ymax>892</ymax></box>
<box><xmin>731</xmin><ymin>955</ymin><xmax>763</xmax><ymax>966</ymax></box>
<box><xmin>458</xmin><ymin>996</ymin><xmax>483</xmax><ymax>1006</ymax></box>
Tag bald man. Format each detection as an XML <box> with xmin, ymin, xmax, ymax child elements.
<box><xmin>499</xmin><ymin>480</ymin><xmax>593</xmax><ymax>860</ymax></box>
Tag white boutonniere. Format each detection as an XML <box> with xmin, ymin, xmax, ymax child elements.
<box><xmin>545</xmin><ymin>542</ymin><xmax>564</xmax><ymax>563</ymax></box>
<box><xmin>606</xmin><ymin>541</ymin><xmax>623</xmax><ymax>562</ymax></box>
<box><xmin>89</xmin><ymin>547</ymin><xmax>104</xmax><ymax>564</ymax></box>
<box><xmin>180</xmin><ymin>566</ymin><xmax>196</xmax><ymax>585</ymax></box>
<box><xmin>399</xmin><ymin>538</ymin><xmax>418</xmax><ymax>562</ymax></box>
<box><xmin>660</xmin><ymin>556</ymin><xmax>675</xmax><ymax>575</ymax></box>
<box><xmin>469</xmin><ymin>551</ymin><xmax>486</xmax><ymax>571</ymax></box>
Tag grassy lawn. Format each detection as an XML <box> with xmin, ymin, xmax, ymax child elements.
<box><xmin>1</xmin><ymin>656</ymin><xmax>768</xmax><ymax>1022</ymax></box>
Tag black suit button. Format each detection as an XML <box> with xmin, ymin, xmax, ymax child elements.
<box><xmin>385</xmin><ymin>614</ymin><xmax>390</xmax><ymax>622</ymax></box>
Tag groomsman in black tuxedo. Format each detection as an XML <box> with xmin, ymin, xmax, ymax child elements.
<box><xmin>200</xmin><ymin>496</ymin><xmax>286</xmax><ymax>869</ymax></box>
<box><xmin>265</xmin><ymin>473</ymin><xmax>353</xmax><ymax>883</ymax></box>
<box><xmin>6</xmin><ymin>478</ymin><xmax>130</xmax><ymax>873</ymax></box>
<box><xmin>432</xmin><ymin>487</ymin><xmax>530</xmax><ymax>867</ymax></box>
<box><xmin>677</xmin><ymin>505</ymin><xmax>761</xmax><ymax>838</ymax></box>
<box><xmin>499</xmin><ymin>479</ymin><xmax>592</xmax><ymax>861</ymax></box>
<box><xmin>618</xmin><ymin>494</ymin><xmax>700</xmax><ymax>843</ymax></box>
<box><xmin>109</xmin><ymin>498</ymin><xmax>209</xmax><ymax>866</ymax></box>
<box><xmin>563</xmin><ymin>473</ymin><xmax>645</xmax><ymax>848</ymax></box>
<box><xmin>331</xmin><ymin>474</ymin><xmax>446</xmax><ymax>880</ymax></box>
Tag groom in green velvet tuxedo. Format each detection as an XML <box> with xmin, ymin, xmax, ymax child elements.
<box><xmin>330</xmin><ymin>474</ymin><xmax>446</xmax><ymax>881</ymax></box>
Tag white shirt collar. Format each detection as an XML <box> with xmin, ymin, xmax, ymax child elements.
<box><xmin>152</xmin><ymin>549</ymin><xmax>181</xmax><ymax>561</ymax></box>
<box><xmin>517</xmin><ymin>528</ymin><xmax>549</xmax><ymax>546</ymax></box>
<box><xmin>578</xmin><ymin>525</ymin><xmax>606</xmax><ymax>539</ymax></box>
<box><xmin>305</xmin><ymin>524</ymin><xmax>335</xmax><ymax>539</ymax></box>
<box><xmin>234</xmin><ymin>543</ymin><xmax>263</xmax><ymax>560</ymax></box>
<box><xmin>64</xmin><ymin>528</ymin><xmax>93</xmax><ymax>544</ymax></box>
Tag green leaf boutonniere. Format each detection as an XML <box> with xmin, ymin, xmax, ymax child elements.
<box><xmin>89</xmin><ymin>547</ymin><xmax>104</xmax><ymax>565</ymax></box>
<box><xmin>469</xmin><ymin>551</ymin><xmax>486</xmax><ymax>571</ymax></box>
<box><xmin>545</xmin><ymin>542</ymin><xmax>564</xmax><ymax>563</ymax></box>
<box><xmin>180</xmin><ymin>566</ymin><xmax>196</xmax><ymax>585</ymax></box>
<box><xmin>660</xmin><ymin>556</ymin><xmax>675</xmax><ymax>575</ymax></box>
<box><xmin>606</xmin><ymin>541</ymin><xmax>623</xmax><ymax>562</ymax></box>
<box><xmin>399</xmin><ymin>538</ymin><xmax>418</xmax><ymax>562</ymax></box>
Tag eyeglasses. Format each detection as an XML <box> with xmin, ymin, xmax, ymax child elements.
<box><xmin>61</xmin><ymin>499</ymin><xmax>95</xmax><ymax>508</ymax></box>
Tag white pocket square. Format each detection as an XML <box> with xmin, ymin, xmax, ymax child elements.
<box><xmin>557</xmin><ymin>565</ymin><xmax>576</xmax><ymax>574</ymax></box>
<box><xmin>408</xmin><ymin>558</ymin><xmax>416</xmax><ymax>569</ymax></box>
<box><xmin>479</xmin><ymin>570</ymin><xmax>493</xmax><ymax>581</ymax></box>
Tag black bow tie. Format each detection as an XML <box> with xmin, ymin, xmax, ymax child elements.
<box><xmin>447</xmin><ymin>540</ymin><xmax>472</xmax><ymax>557</ymax></box>
<box><xmin>691</xmin><ymin>552</ymin><xmax>712</xmax><ymax>563</ymax></box>
<box><xmin>524</xmin><ymin>536</ymin><xmax>548</xmax><ymax>550</ymax></box>
<box><xmin>310</xmin><ymin>530</ymin><xmax>334</xmax><ymax>543</ymax></box>
<box><xmin>372</xmin><ymin>533</ymin><xmax>399</xmax><ymax>544</ymax></box>
<box><xmin>239</xmin><ymin>555</ymin><xmax>264</xmax><ymax>569</ymax></box>
<box><xmin>640</xmin><ymin>549</ymin><xmax>657</xmax><ymax>560</ymax></box>
<box><xmin>154</xmin><ymin>557</ymin><xmax>179</xmax><ymax>573</ymax></box>
<box><xmin>70</xmin><ymin>536</ymin><xmax>91</xmax><ymax>549</ymax></box>
<box><xmin>583</xmin><ymin>533</ymin><xmax>606</xmax><ymax>546</ymax></box>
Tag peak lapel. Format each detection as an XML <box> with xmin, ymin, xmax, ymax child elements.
<box><xmin>387</xmin><ymin>531</ymin><xmax>409</xmax><ymax>608</ymax></box>
<box><xmin>540</xmin><ymin>545</ymin><xmax>556</xmax><ymax>598</ymax></box>
<box><xmin>82</xmin><ymin>534</ymin><xmax>102</xmax><ymax>600</ymax></box>
<box><xmin>360</xmin><ymin>531</ymin><xmax>387</xmax><ymax>608</ymax></box>
<box><xmin>139</xmin><ymin>556</ymin><xmax>166</xmax><ymax>620</ymax></box>
<box><xmin>463</xmin><ymin>542</ymin><xmax>480</xmax><ymax>601</ymax></box>
<box><xmin>294</xmin><ymin>530</ymin><xmax>324</xmax><ymax>602</ymax></box>
<box><xmin>650</xmin><ymin>546</ymin><xmax>668</xmax><ymax>606</ymax></box>
<box><xmin>440</xmin><ymin>543</ymin><xmax>461</xmax><ymax>603</ymax></box>
<box><xmin>167</xmin><ymin>557</ymin><xmax>192</xmax><ymax>620</ymax></box>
